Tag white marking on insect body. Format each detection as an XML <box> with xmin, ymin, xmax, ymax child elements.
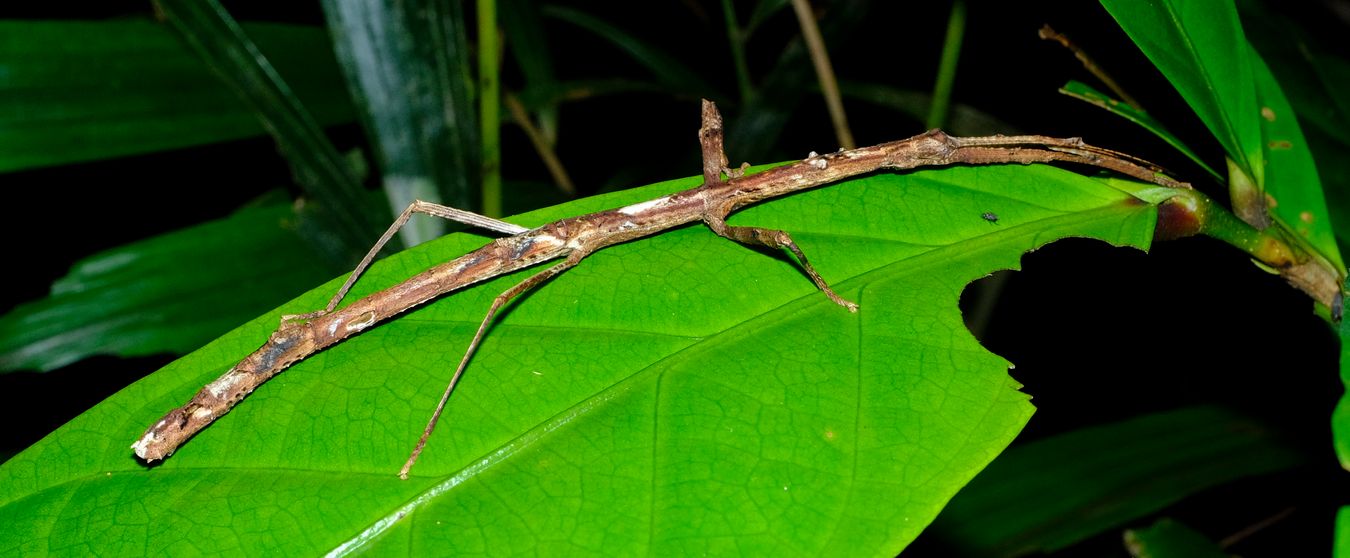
<box><xmin>618</xmin><ymin>196</ymin><xmax>670</xmax><ymax>216</ymax></box>
<box><xmin>207</xmin><ymin>372</ymin><xmax>245</xmax><ymax>399</ymax></box>
<box><xmin>345</xmin><ymin>311</ymin><xmax>378</xmax><ymax>333</ymax></box>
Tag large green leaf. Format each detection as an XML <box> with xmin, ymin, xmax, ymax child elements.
<box><xmin>0</xmin><ymin>19</ymin><xmax>353</xmax><ymax>173</ymax></box>
<box><xmin>0</xmin><ymin>164</ymin><xmax>1160</xmax><ymax>555</ymax></box>
<box><xmin>0</xmin><ymin>200</ymin><xmax>334</xmax><ymax>373</ymax></box>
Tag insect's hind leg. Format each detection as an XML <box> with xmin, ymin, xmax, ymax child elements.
<box><xmin>281</xmin><ymin>201</ymin><xmax>530</xmax><ymax>325</ymax></box>
<box><xmin>701</xmin><ymin>210</ymin><xmax>859</xmax><ymax>312</ymax></box>
<box><xmin>398</xmin><ymin>248</ymin><xmax>590</xmax><ymax>479</ymax></box>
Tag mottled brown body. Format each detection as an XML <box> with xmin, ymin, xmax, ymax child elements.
<box><xmin>134</xmin><ymin>101</ymin><xmax>1188</xmax><ymax>471</ymax></box>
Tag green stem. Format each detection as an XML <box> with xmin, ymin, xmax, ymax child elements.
<box><xmin>478</xmin><ymin>0</ymin><xmax>502</xmax><ymax>217</ymax></box>
<box><xmin>721</xmin><ymin>0</ymin><xmax>753</xmax><ymax>104</ymax></box>
<box><xmin>1162</xmin><ymin>188</ymin><xmax>1341</xmax><ymax>310</ymax></box>
<box><xmin>926</xmin><ymin>0</ymin><xmax>966</xmax><ymax>130</ymax></box>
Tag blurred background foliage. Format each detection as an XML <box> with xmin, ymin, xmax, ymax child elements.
<box><xmin>0</xmin><ymin>1</ymin><xmax>1346</xmax><ymax>555</ymax></box>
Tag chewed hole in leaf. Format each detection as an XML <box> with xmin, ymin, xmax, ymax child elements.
<box><xmin>937</xmin><ymin>236</ymin><xmax>1334</xmax><ymax>554</ymax></box>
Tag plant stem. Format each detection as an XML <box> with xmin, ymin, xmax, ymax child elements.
<box><xmin>721</xmin><ymin>0</ymin><xmax>754</xmax><ymax>104</ymax></box>
<box><xmin>478</xmin><ymin>0</ymin><xmax>502</xmax><ymax>217</ymax></box>
<box><xmin>927</xmin><ymin>0</ymin><xmax>965</xmax><ymax>129</ymax></box>
<box><xmin>1159</xmin><ymin>188</ymin><xmax>1341</xmax><ymax>310</ymax></box>
<box><xmin>505</xmin><ymin>93</ymin><xmax>575</xmax><ymax>196</ymax></box>
<box><xmin>1039</xmin><ymin>24</ymin><xmax>1141</xmax><ymax>110</ymax></box>
<box><xmin>790</xmin><ymin>0</ymin><xmax>854</xmax><ymax>149</ymax></box>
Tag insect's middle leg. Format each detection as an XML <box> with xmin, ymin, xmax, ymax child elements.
<box><xmin>702</xmin><ymin>211</ymin><xmax>859</xmax><ymax>312</ymax></box>
<box><xmin>398</xmin><ymin>248</ymin><xmax>591</xmax><ymax>479</ymax></box>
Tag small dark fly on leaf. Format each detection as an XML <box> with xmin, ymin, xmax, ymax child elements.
<box><xmin>981</xmin><ymin>211</ymin><xmax>999</xmax><ymax>224</ymax></box>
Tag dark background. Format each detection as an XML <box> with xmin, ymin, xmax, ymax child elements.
<box><xmin>1</xmin><ymin>1</ymin><xmax>1345</xmax><ymax>555</ymax></box>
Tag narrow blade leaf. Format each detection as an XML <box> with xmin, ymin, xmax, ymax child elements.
<box><xmin>1059</xmin><ymin>79</ymin><xmax>1222</xmax><ymax>182</ymax></box>
<box><xmin>321</xmin><ymin>0</ymin><xmax>480</xmax><ymax>246</ymax></box>
<box><xmin>1250</xmin><ymin>51</ymin><xmax>1343</xmax><ymax>271</ymax></box>
<box><xmin>0</xmin><ymin>20</ymin><xmax>353</xmax><ymax>173</ymax></box>
<box><xmin>0</xmin><ymin>201</ymin><xmax>335</xmax><ymax>373</ymax></box>
<box><xmin>1100</xmin><ymin>0</ymin><xmax>1264</xmax><ymax>186</ymax></box>
<box><xmin>154</xmin><ymin>0</ymin><xmax>382</xmax><ymax>258</ymax></box>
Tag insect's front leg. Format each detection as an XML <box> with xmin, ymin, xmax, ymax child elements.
<box><xmin>284</xmin><ymin>201</ymin><xmax>529</xmax><ymax>329</ymax></box>
<box><xmin>701</xmin><ymin>202</ymin><xmax>859</xmax><ymax>312</ymax></box>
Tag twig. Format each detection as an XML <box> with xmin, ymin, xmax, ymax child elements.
<box><xmin>504</xmin><ymin>93</ymin><xmax>576</xmax><ymax>196</ymax></box>
<box><xmin>790</xmin><ymin>0</ymin><xmax>854</xmax><ymax>149</ymax></box>
<box><xmin>1218</xmin><ymin>506</ymin><xmax>1296</xmax><ymax>548</ymax></box>
<box><xmin>721</xmin><ymin>0</ymin><xmax>755</xmax><ymax>103</ymax></box>
<box><xmin>1039</xmin><ymin>24</ymin><xmax>1142</xmax><ymax>110</ymax></box>
<box><xmin>133</xmin><ymin>100</ymin><xmax>1187</xmax><ymax>477</ymax></box>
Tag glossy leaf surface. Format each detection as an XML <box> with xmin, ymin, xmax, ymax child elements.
<box><xmin>0</xmin><ymin>164</ymin><xmax>1160</xmax><ymax>555</ymax></box>
<box><xmin>155</xmin><ymin>0</ymin><xmax>382</xmax><ymax>259</ymax></box>
<box><xmin>0</xmin><ymin>20</ymin><xmax>352</xmax><ymax>173</ymax></box>
<box><xmin>1099</xmin><ymin>0</ymin><xmax>1262</xmax><ymax>184</ymax></box>
<box><xmin>321</xmin><ymin>0</ymin><xmax>479</xmax><ymax>246</ymax></box>
<box><xmin>1239</xmin><ymin>1</ymin><xmax>1350</xmax><ymax>476</ymax></box>
<box><xmin>1101</xmin><ymin>0</ymin><xmax>1342</xmax><ymax>273</ymax></box>
<box><xmin>0</xmin><ymin>201</ymin><xmax>333</xmax><ymax>372</ymax></box>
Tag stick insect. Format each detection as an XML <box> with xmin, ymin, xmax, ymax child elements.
<box><xmin>133</xmin><ymin>100</ymin><xmax>1187</xmax><ymax>478</ymax></box>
